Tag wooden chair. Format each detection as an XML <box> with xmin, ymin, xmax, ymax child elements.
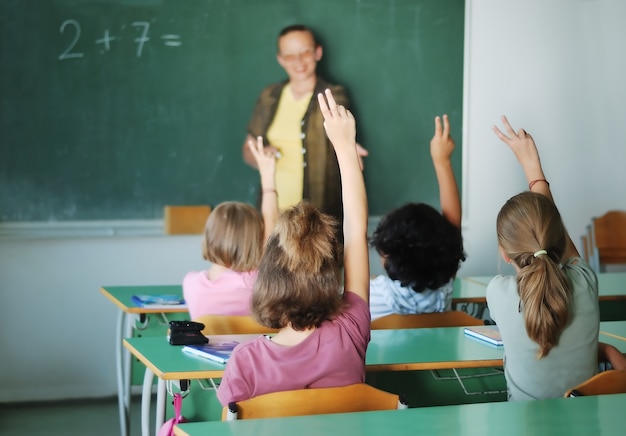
<box><xmin>371</xmin><ymin>310</ymin><xmax>483</xmax><ymax>330</ymax></box>
<box><xmin>192</xmin><ymin>314</ymin><xmax>278</xmax><ymax>336</ymax></box>
<box><xmin>589</xmin><ymin>210</ymin><xmax>626</xmax><ymax>272</ymax></box>
<box><xmin>222</xmin><ymin>383</ymin><xmax>408</xmax><ymax>420</ymax></box>
<box><xmin>564</xmin><ymin>370</ymin><xmax>626</xmax><ymax>397</ymax></box>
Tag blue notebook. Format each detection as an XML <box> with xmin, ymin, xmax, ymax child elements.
<box><xmin>131</xmin><ymin>294</ymin><xmax>186</xmax><ymax>308</ymax></box>
<box><xmin>182</xmin><ymin>341</ymin><xmax>239</xmax><ymax>364</ymax></box>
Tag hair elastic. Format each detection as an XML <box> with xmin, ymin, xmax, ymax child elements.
<box><xmin>533</xmin><ymin>249</ymin><xmax>548</xmax><ymax>258</ymax></box>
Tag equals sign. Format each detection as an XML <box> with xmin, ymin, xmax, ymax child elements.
<box><xmin>161</xmin><ymin>35</ymin><xmax>182</xmax><ymax>47</ymax></box>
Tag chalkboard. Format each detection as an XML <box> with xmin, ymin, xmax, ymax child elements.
<box><xmin>0</xmin><ymin>0</ymin><xmax>464</xmax><ymax>221</ymax></box>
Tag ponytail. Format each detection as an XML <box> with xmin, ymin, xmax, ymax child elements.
<box><xmin>516</xmin><ymin>252</ymin><xmax>571</xmax><ymax>358</ymax></box>
<box><xmin>497</xmin><ymin>192</ymin><xmax>571</xmax><ymax>358</ymax></box>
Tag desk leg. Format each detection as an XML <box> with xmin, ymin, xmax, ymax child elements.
<box><xmin>155</xmin><ymin>378</ymin><xmax>167</xmax><ymax>434</ymax></box>
<box><xmin>116</xmin><ymin>310</ymin><xmax>129</xmax><ymax>436</ymax></box>
<box><xmin>141</xmin><ymin>368</ymin><xmax>155</xmax><ymax>436</ymax></box>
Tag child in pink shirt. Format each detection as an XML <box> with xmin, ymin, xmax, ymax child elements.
<box><xmin>183</xmin><ymin>138</ymin><xmax>279</xmax><ymax>320</ymax></box>
<box><xmin>217</xmin><ymin>89</ymin><xmax>370</xmax><ymax>405</ymax></box>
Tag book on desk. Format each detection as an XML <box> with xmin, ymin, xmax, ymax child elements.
<box><xmin>182</xmin><ymin>341</ymin><xmax>239</xmax><ymax>364</ymax></box>
<box><xmin>131</xmin><ymin>294</ymin><xmax>187</xmax><ymax>309</ymax></box>
<box><xmin>464</xmin><ymin>325</ymin><xmax>504</xmax><ymax>346</ymax></box>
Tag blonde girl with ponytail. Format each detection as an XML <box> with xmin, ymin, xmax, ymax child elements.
<box><xmin>487</xmin><ymin>115</ymin><xmax>600</xmax><ymax>401</ymax></box>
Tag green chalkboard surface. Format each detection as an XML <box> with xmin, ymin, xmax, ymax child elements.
<box><xmin>0</xmin><ymin>0</ymin><xmax>464</xmax><ymax>221</ymax></box>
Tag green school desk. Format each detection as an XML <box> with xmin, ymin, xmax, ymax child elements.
<box><xmin>173</xmin><ymin>393</ymin><xmax>626</xmax><ymax>436</ymax></box>
<box><xmin>600</xmin><ymin>320</ymin><xmax>626</xmax><ymax>343</ymax></box>
<box><xmin>452</xmin><ymin>272</ymin><xmax>626</xmax><ymax>303</ymax></box>
<box><xmin>100</xmin><ymin>285</ymin><xmax>188</xmax><ymax>436</ymax></box>
<box><xmin>124</xmin><ymin>326</ymin><xmax>504</xmax><ymax>435</ymax></box>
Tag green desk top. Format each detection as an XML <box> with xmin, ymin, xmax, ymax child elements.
<box><xmin>452</xmin><ymin>272</ymin><xmax>626</xmax><ymax>302</ymax></box>
<box><xmin>101</xmin><ymin>272</ymin><xmax>626</xmax><ymax>314</ymax></box>
<box><xmin>124</xmin><ymin>321</ymin><xmax>626</xmax><ymax>381</ymax></box>
<box><xmin>100</xmin><ymin>284</ymin><xmax>188</xmax><ymax>314</ymax></box>
<box><xmin>174</xmin><ymin>393</ymin><xmax>626</xmax><ymax>436</ymax></box>
<box><xmin>599</xmin><ymin>320</ymin><xmax>626</xmax><ymax>343</ymax></box>
<box><xmin>123</xmin><ymin>327</ymin><xmax>504</xmax><ymax>380</ymax></box>
<box><xmin>597</xmin><ymin>272</ymin><xmax>626</xmax><ymax>300</ymax></box>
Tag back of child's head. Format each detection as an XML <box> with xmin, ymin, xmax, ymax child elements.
<box><xmin>252</xmin><ymin>201</ymin><xmax>344</xmax><ymax>330</ymax></box>
<box><xmin>202</xmin><ymin>201</ymin><xmax>264</xmax><ymax>271</ymax></box>
<box><xmin>496</xmin><ymin>191</ymin><xmax>570</xmax><ymax>358</ymax></box>
<box><xmin>370</xmin><ymin>203</ymin><xmax>465</xmax><ymax>293</ymax></box>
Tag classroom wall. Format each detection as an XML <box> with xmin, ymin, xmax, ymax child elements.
<box><xmin>0</xmin><ymin>228</ymin><xmax>207</xmax><ymax>402</ymax></box>
<box><xmin>458</xmin><ymin>0</ymin><xmax>626</xmax><ymax>277</ymax></box>
<box><xmin>1</xmin><ymin>0</ymin><xmax>625</xmax><ymax>402</ymax></box>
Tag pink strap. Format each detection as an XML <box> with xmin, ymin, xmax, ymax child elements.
<box><xmin>173</xmin><ymin>393</ymin><xmax>183</xmax><ymax>422</ymax></box>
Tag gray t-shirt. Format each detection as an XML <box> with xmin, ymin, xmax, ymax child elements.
<box><xmin>486</xmin><ymin>258</ymin><xmax>599</xmax><ymax>401</ymax></box>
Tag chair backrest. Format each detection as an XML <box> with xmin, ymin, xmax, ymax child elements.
<box><xmin>222</xmin><ymin>383</ymin><xmax>408</xmax><ymax>420</ymax></box>
<box><xmin>371</xmin><ymin>311</ymin><xmax>483</xmax><ymax>330</ymax></box>
<box><xmin>590</xmin><ymin>210</ymin><xmax>626</xmax><ymax>271</ymax></box>
<box><xmin>192</xmin><ymin>314</ymin><xmax>278</xmax><ymax>336</ymax></box>
<box><xmin>564</xmin><ymin>370</ymin><xmax>626</xmax><ymax>397</ymax></box>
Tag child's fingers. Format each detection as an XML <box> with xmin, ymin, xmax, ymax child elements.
<box><xmin>324</xmin><ymin>88</ymin><xmax>338</xmax><ymax>112</ymax></box>
<box><xmin>317</xmin><ymin>92</ymin><xmax>331</xmax><ymax>119</ymax></box>
<box><xmin>247</xmin><ymin>137</ymin><xmax>257</xmax><ymax>155</ymax></box>
<box><xmin>433</xmin><ymin>115</ymin><xmax>443</xmax><ymax>139</ymax></box>
<box><xmin>492</xmin><ymin>125</ymin><xmax>510</xmax><ymax>142</ymax></box>
<box><xmin>256</xmin><ymin>136</ymin><xmax>264</xmax><ymax>154</ymax></box>
<box><xmin>500</xmin><ymin>115</ymin><xmax>516</xmax><ymax>136</ymax></box>
<box><xmin>442</xmin><ymin>114</ymin><xmax>450</xmax><ymax>137</ymax></box>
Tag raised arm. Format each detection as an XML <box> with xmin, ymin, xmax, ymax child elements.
<box><xmin>317</xmin><ymin>89</ymin><xmax>369</xmax><ymax>302</ymax></box>
<box><xmin>430</xmin><ymin>114</ymin><xmax>461</xmax><ymax>228</ymax></box>
<box><xmin>247</xmin><ymin>136</ymin><xmax>279</xmax><ymax>243</ymax></box>
<box><xmin>492</xmin><ymin>115</ymin><xmax>578</xmax><ymax>260</ymax></box>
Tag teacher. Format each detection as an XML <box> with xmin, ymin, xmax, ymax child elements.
<box><xmin>242</xmin><ymin>24</ymin><xmax>367</xmax><ymax>221</ymax></box>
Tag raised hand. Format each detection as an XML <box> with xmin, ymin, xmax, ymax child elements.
<box><xmin>492</xmin><ymin>115</ymin><xmax>541</xmax><ymax>170</ymax></box>
<box><xmin>430</xmin><ymin>114</ymin><xmax>455</xmax><ymax>165</ymax></box>
<box><xmin>247</xmin><ymin>136</ymin><xmax>276</xmax><ymax>185</ymax></box>
<box><xmin>317</xmin><ymin>89</ymin><xmax>356</xmax><ymax>153</ymax></box>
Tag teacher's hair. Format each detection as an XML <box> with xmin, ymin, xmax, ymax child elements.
<box><xmin>496</xmin><ymin>191</ymin><xmax>571</xmax><ymax>358</ymax></box>
<box><xmin>277</xmin><ymin>24</ymin><xmax>319</xmax><ymax>46</ymax></box>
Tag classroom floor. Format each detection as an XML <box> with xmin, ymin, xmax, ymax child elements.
<box><xmin>1</xmin><ymin>394</ymin><xmax>156</xmax><ymax>436</ymax></box>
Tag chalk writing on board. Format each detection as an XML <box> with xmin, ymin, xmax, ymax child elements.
<box><xmin>58</xmin><ymin>19</ymin><xmax>182</xmax><ymax>60</ymax></box>
<box><xmin>58</xmin><ymin>19</ymin><xmax>84</xmax><ymax>60</ymax></box>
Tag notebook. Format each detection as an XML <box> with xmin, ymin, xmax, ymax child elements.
<box><xmin>182</xmin><ymin>341</ymin><xmax>239</xmax><ymax>364</ymax></box>
<box><xmin>463</xmin><ymin>325</ymin><xmax>504</xmax><ymax>346</ymax></box>
<box><xmin>131</xmin><ymin>294</ymin><xmax>186</xmax><ymax>309</ymax></box>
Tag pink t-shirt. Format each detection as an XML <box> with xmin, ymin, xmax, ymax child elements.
<box><xmin>216</xmin><ymin>290</ymin><xmax>371</xmax><ymax>405</ymax></box>
<box><xmin>182</xmin><ymin>269</ymin><xmax>258</xmax><ymax>320</ymax></box>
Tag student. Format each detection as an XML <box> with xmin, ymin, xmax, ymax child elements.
<box><xmin>183</xmin><ymin>138</ymin><xmax>278</xmax><ymax>320</ymax></box>
<box><xmin>242</xmin><ymin>24</ymin><xmax>368</xmax><ymax>221</ymax></box>
<box><xmin>486</xmin><ymin>115</ymin><xmax>601</xmax><ymax>401</ymax></box>
<box><xmin>369</xmin><ymin>114</ymin><xmax>465</xmax><ymax>320</ymax></box>
<box><xmin>217</xmin><ymin>89</ymin><xmax>369</xmax><ymax>405</ymax></box>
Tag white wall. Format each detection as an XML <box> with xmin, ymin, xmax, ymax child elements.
<box><xmin>0</xmin><ymin>226</ymin><xmax>206</xmax><ymax>402</ymax></box>
<box><xmin>2</xmin><ymin>0</ymin><xmax>625</xmax><ymax>403</ymax></box>
<box><xmin>459</xmin><ymin>0</ymin><xmax>626</xmax><ymax>277</ymax></box>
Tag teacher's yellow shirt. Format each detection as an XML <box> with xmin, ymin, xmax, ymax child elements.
<box><xmin>266</xmin><ymin>85</ymin><xmax>312</xmax><ymax>211</ymax></box>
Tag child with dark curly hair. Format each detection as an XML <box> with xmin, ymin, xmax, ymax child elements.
<box><xmin>369</xmin><ymin>115</ymin><xmax>465</xmax><ymax>320</ymax></box>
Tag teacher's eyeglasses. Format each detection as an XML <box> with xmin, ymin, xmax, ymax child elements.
<box><xmin>280</xmin><ymin>49</ymin><xmax>315</xmax><ymax>63</ymax></box>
